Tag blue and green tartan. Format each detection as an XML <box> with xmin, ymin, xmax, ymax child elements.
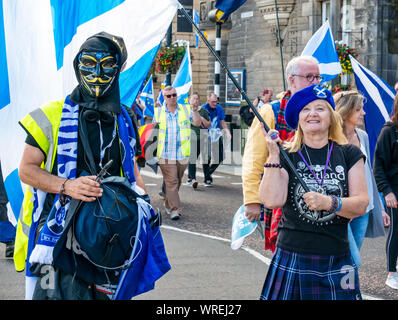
<box><xmin>260</xmin><ymin>247</ymin><xmax>362</xmax><ymax>300</ymax></box>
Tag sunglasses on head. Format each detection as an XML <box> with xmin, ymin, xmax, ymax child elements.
<box><xmin>165</xmin><ymin>93</ymin><xmax>177</xmax><ymax>98</ymax></box>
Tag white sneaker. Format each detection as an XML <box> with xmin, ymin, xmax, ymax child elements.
<box><xmin>170</xmin><ymin>211</ymin><xmax>181</xmax><ymax>221</ymax></box>
<box><xmin>204</xmin><ymin>180</ymin><xmax>212</xmax><ymax>187</ymax></box>
<box><xmin>185</xmin><ymin>180</ymin><xmax>193</xmax><ymax>186</ymax></box>
<box><xmin>385</xmin><ymin>273</ymin><xmax>398</xmax><ymax>289</ymax></box>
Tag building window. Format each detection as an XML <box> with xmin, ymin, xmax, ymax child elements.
<box><xmin>200</xmin><ymin>1</ymin><xmax>208</xmax><ymax>21</ymax></box>
<box><xmin>341</xmin><ymin>0</ymin><xmax>353</xmax><ymax>45</ymax></box>
<box><xmin>322</xmin><ymin>1</ymin><xmax>330</xmax><ymax>24</ymax></box>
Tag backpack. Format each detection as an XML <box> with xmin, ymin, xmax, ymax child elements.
<box><xmin>239</xmin><ymin>99</ymin><xmax>280</xmax><ymax>127</ymax></box>
<box><xmin>239</xmin><ymin>104</ymin><xmax>255</xmax><ymax>126</ymax></box>
<box><xmin>53</xmin><ymin>111</ymin><xmax>162</xmax><ymax>286</ymax></box>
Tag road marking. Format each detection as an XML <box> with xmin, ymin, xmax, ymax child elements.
<box><xmin>230</xmin><ymin>182</ymin><xmax>242</xmax><ymax>185</ymax></box>
<box><xmin>193</xmin><ymin>172</ymin><xmax>222</xmax><ymax>179</ymax></box>
<box><xmin>140</xmin><ymin>170</ymin><xmax>163</xmax><ymax>179</ymax></box>
<box><xmin>140</xmin><ymin>169</ymin><xmax>222</xmax><ymax>179</ymax></box>
<box><xmin>161</xmin><ymin>224</ymin><xmax>383</xmax><ymax>300</ymax></box>
<box><xmin>161</xmin><ymin>225</ymin><xmax>272</xmax><ymax>266</ymax></box>
<box><xmin>144</xmin><ymin>183</ymin><xmax>158</xmax><ymax>186</ymax></box>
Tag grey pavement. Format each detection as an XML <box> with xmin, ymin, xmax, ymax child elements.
<box><xmin>136</xmin><ymin>226</ymin><xmax>266</xmax><ymax>300</ymax></box>
<box><xmin>0</xmin><ymin>244</ymin><xmax>25</xmax><ymax>299</ymax></box>
<box><xmin>0</xmin><ymin>221</ymin><xmax>266</xmax><ymax>300</ymax></box>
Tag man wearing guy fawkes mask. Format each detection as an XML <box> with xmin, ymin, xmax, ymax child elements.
<box><xmin>71</xmin><ymin>31</ymin><xmax>126</xmax><ymax>112</ymax></box>
<box><xmin>71</xmin><ymin>32</ymin><xmax>130</xmax><ymax>177</ymax></box>
<box><xmin>17</xmin><ymin>32</ymin><xmax>148</xmax><ymax>300</ymax></box>
<box><xmin>71</xmin><ymin>32</ymin><xmax>143</xmax><ymax>174</ymax></box>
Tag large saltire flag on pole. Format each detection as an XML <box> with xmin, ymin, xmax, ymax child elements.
<box><xmin>172</xmin><ymin>44</ymin><xmax>192</xmax><ymax>105</ymax></box>
<box><xmin>0</xmin><ymin>0</ymin><xmax>177</xmax><ymax>297</ymax></box>
<box><xmin>301</xmin><ymin>20</ymin><xmax>342</xmax><ymax>83</ymax></box>
<box><xmin>350</xmin><ymin>56</ymin><xmax>395</xmax><ymax>163</ymax></box>
<box><xmin>193</xmin><ymin>8</ymin><xmax>200</xmax><ymax>48</ymax></box>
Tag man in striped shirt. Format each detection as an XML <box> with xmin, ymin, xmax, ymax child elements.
<box><xmin>154</xmin><ymin>86</ymin><xmax>201</xmax><ymax>220</ymax></box>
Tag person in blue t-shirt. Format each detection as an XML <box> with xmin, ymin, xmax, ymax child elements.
<box><xmin>202</xmin><ymin>93</ymin><xmax>231</xmax><ymax>186</ymax></box>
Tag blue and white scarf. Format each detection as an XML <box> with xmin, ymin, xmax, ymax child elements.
<box><xmin>28</xmin><ymin>97</ymin><xmax>136</xmax><ymax>266</ymax></box>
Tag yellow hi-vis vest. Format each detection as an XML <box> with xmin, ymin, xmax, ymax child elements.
<box><xmin>154</xmin><ymin>104</ymin><xmax>191</xmax><ymax>159</ymax></box>
<box><xmin>14</xmin><ymin>99</ymin><xmax>64</xmax><ymax>272</ymax></box>
<box><xmin>15</xmin><ymin>100</ymin><xmax>127</xmax><ymax>272</ymax></box>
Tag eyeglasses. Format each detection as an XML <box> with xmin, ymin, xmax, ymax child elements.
<box><xmin>165</xmin><ymin>93</ymin><xmax>177</xmax><ymax>98</ymax></box>
<box><xmin>292</xmin><ymin>74</ymin><xmax>323</xmax><ymax>82</ymax></box>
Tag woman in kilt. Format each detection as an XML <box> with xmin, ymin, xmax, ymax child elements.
<box><xmin>259</xmin><ymin>84</ymin><xmax>369</xmax><ymax>300</ymax></box>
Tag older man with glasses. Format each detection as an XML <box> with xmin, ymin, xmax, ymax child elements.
<box><xmin>153</xmin><ymin>86</ymin><xmax>201</xmax><ymax>220</ymax></box>
<box><xmin>242</xmin><ymin>55</ymin><xmax>321</xmax><ymax>251</ymax></box>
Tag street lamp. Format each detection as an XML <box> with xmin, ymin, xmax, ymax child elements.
<box><xmin>208</xmin><ymin>9</ymin><xmax>226</xmax><ymax>98</ymax></box>
<box><xmin>165</xmin><ymin>23</ymin><xmax>172</xmax><ymax>86</ymax></box>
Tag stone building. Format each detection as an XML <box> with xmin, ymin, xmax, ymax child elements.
<box><xmin>154</xmin><ymin>0</ymin><xmax>397</xmax><ymax>129</ymax></box>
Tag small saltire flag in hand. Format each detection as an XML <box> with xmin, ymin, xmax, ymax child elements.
<box><xmin>215</xmin><ymin>0</ymin><xmax>247</xmax><ymax>22</ymax></box>
<box><xmin>350</xmin><ymin>55</ymin><xmax>395</xmax><ymax>163</ymax></box>
<box><xmin>301</xmin><ymin>20</ymin><xmax>342</xmax><ymax>83</ymax></box>
<box><xmin>157</xmin><ymin>90</ymin><xmax>165</xmax><ymax>107</ymax></box>
<box><xmin>172</xmin><ymin>45</ymin><xmax>192</xmax><ymax>105</ymax></box>
<box><xmin>231</xmin><ymin>205</ymin><xmax>258</xmax><ymax>250</ymax></box>
<box><xmin>140</xmin><ymin>75</ymin><xmax>155</xmax><ymax>118</ymax></box>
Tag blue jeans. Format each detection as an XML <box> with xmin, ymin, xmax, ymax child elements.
<box><xmin>347</xmin><ymin>212</ymin><xmax>370</xmax><ymax>267</ymax></box>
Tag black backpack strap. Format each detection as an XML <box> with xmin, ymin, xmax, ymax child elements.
<box><xmin>78</xmin><ymin>110</ymin><xmax>98</xmax><ymax>175</ymax></box>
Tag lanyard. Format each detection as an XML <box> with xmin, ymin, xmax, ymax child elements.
<box><xmin>297</xmin><ymin>142</ymin><xmax>334</xmax><ymax>192</ymax></box>
<box><xmin>97</xmin><ymin>117</ymin><xmax>117</xmax><ymax>168</ymax></box>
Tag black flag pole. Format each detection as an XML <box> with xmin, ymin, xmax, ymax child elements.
<box><xmin>274</xmin><ymin>0</ymin><xmax>286</xmax><ymax>92</ymax></box>
<box><xmin>177</xmin><ymin>4</ymin><xmax>309</xmax><ymax>192</ymax></box>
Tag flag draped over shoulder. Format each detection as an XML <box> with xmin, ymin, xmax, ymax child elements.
<box><xmin>301</xmin><ymin>20</ymin><xmax>342</xmax><ymax>83</ymax></box>
<box><xmin>350</xmin><ymin>56</ymin><xmax>395</xmax><ymax>163</ymax></box>
<box><xmin>215</xmin><ymin>0</ymin><xmax>247</xmax><ymax>21</ymax></box>
<box><xmin>173</xmin><ymin>45</ymin><xmax>192</xmax><ymax>105</ymax></box>
<box><xmin>0</xmin><ymin>0</ymin><xmax>178</xmax><ymax>237</ymax></box>
<box><xmin>140</xmin><ymin>75</ymin><xmax>155</xmax><ymax>118</ymax></box>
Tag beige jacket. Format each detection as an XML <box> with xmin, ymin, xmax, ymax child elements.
<box><xmin>242</xmin><ymin>104</ymin><xmax>276</xmax><ymax>205</ymax></box>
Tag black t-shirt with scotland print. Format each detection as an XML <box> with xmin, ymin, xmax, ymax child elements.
<box><xmin>277</xmin><ymin>142</ymin><xmax>365</xmax><ymax>255</ymax></box>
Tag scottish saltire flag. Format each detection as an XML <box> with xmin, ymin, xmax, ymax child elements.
<box><xmin>173</xmin><ymin>45</ymin><xmax>192</xmax><ymax>105</ymax></box>
<box><xmin>157</xmin><ymin>90</ymin><xmax>165</xmax><ymax>107</ymax></box>
<box><xmin>215</xmin><ymin>0</ymin><xmax>247</xmax><ymax>21</ymax></box>
<box><xmin>0</xmin><ymin>0</ymin><xmax>177</xmax><ymax>298</ymax></box>
<box><xmin>0</xmin><ymin>0</ymin><xmax>9</xmax><ymax>111</ymax></box>
<box><xmin>0</xmin><ymin>1</ymin><xmax>14</xmax><ymax>243</ymax></box>
<box><xmin>140</xmin><ymin>75</ymin><xmax>155</xmax><ymax>118</ymax></box>
<box><xmin>350</xmin><ymin>56</ymin><xmax>395</xmax><ymax>163</ymax></box>
<box><xmin>301</xmin><ymin>20</ymin><xmax>342</xmax><ymax>83</ymax></box>
<box><xmin>193</xmin><ymin>8</ymin><xmax>200</xmax><ymax>48</ymax></box>
<box><xmin>231</xmin><ymin>205</ymin><xmax>258</xmax><ymax>250</ymax></box>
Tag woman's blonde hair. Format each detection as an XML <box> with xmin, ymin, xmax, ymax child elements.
<box><xmin>284</xmin><ymin>100</ymin><xmax>347</xmax><ymax>152</ymax></box>
<box><xmin>334</xmin><ymin>90</ymin><xmax>365</xmax><ymax>124</ymax></box>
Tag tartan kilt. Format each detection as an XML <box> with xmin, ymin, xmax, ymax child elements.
<box><xmin>260</xmin><ymin>247</ymin><xmax>362</xmax><ymax>300</ymax></box>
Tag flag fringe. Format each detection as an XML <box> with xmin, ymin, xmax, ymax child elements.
<box><xmin>29</xmin><ymin>244</ymin><xmax>54</xmax><ymax>265</ymax></box>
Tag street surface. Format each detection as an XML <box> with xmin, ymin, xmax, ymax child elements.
<box><xmin>1</xmin><ymin>166</ymin><xmax>397</xmax><ymax>300</ymax></box>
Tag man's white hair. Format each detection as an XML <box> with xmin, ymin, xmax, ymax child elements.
<box><xmin>285</xmin><ymin>56</ymin><xmax>319</xmax><ymax>87</ymax></box>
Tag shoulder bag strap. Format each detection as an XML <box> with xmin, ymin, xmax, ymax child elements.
<box><xmin>78</xmin><ymin>110</ymin><xmax>97</xmax><ymax>175</ymax></box>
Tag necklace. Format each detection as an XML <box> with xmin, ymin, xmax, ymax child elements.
<box><xmin>298</xmin><ymin>141</ymin><xmax>334</xmax><ymax>194</ymax></box>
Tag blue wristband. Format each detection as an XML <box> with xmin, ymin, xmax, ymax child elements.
<box><xmin>334</xmin><ymin>197</ymin><xmax>342</xmax><ymax>214</ymax></box>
